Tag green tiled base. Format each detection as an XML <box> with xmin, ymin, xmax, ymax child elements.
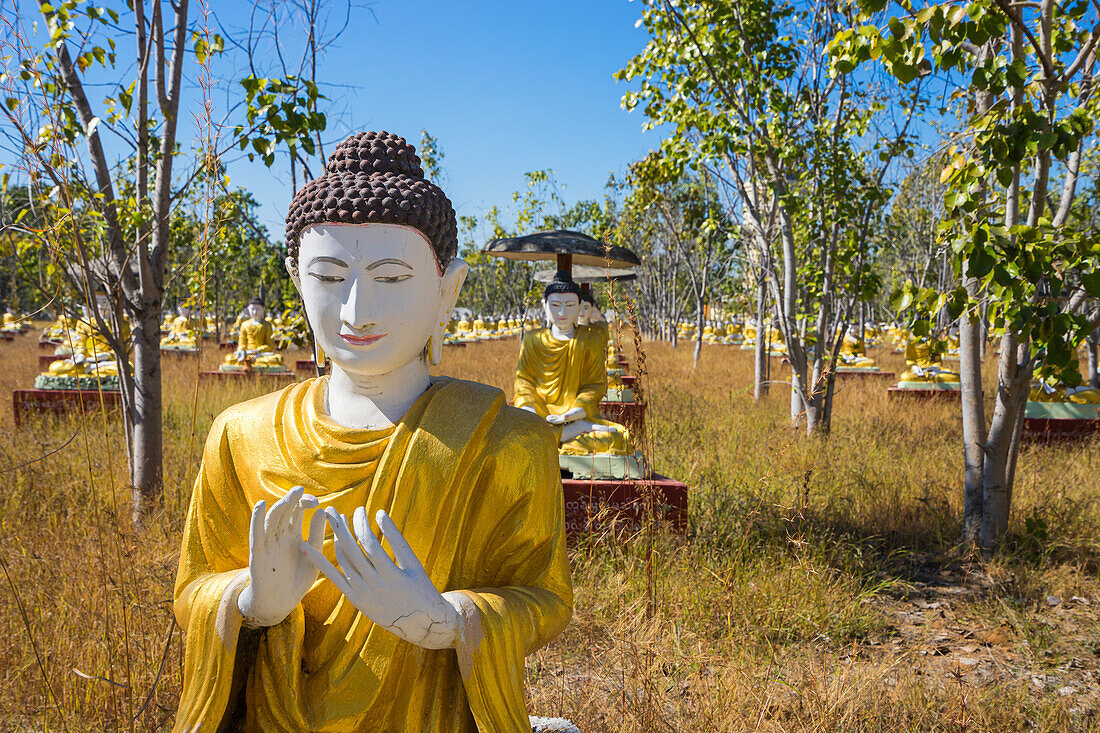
<box><xmin>559</xmin><ymin>451</ymin><xmax>645</xmax><ymax>480</ymax></box>
<box><xmin>896</xmin><ymin>380</ymin><xmax>961</xmax><ymax>390</ymax></box>
<box><xmin>219</xmin><ymin>364</ymin><xmax>289</xmax><ymax>374</ymax></box>
<box><xmin>604</xmin><ymin>387</ymin><xmax>635</xmax><ymax>402</ymax></box>
<box><xmin>1025</xmin><ymin>402</ymin><xmax>1100</xmax><ymax>420</ymax></box>
<box><xmin>34</xmin><ymin>374</ymin><xmax>120</xmax><ymax>391</ymax></box>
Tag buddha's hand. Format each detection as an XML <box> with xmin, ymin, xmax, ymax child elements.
<box><xmin>237</xmin><ymin>486</ymin><xmax>326</xmax><ymax>627</ymax></box>
<box><xmin>546</xmin><ymin>406</ymin><xmax>585</xmax><ymax>425</ymax></box>
<box><xmin>303</xmin><ymin>507</ymin><xmax>464</xmax><ymax>651</ymax></box>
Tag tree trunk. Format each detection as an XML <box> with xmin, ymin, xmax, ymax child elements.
<box><xmin>1089</xmin><ymin>328</ymin><xmax>1099</xmax><ymax>389</ymax></box>
<box><xmin>693</xmin><ymin>299</ymin><xmax>704</xmax><ymax>368</ymax></box>
<box><xmin>130</xmin><ymin>310</ymin><xmax>163</xmax><ymax>524</ymax></box>
<box><xmin>979</xmin><ymin>332</ymin><xmax>1030</xmax><ymax>549</ymax></box>
<box><xmin>959</xmin><ymin>282</ymin><xmax>986</xmax><ymax>546</ymax></box>
<box><xmin>753</xmin><ymin>274</ymin><xmax>768</xmax><ymax>400</ymax></box>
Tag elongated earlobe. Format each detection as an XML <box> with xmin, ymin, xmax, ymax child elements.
<box><xmin>428</xmin><ymin>321</ymin><xmax>445</xmax><ymax>366</ymax></box>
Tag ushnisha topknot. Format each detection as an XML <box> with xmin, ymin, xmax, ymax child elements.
<box><xmin>542</xmin><ymin>270</ymin><xmax>582</xmax><ymax>300</ymax></box>
<box><xmin>285</xmin><ymin>131</ymin><xmax>458</xmax><ymax>270</ymax></box>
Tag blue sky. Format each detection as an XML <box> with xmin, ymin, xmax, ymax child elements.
<box><xmin>212</xmin><ymin>0</ymin><xmax>661</xmax><ymax>236</ymax></box>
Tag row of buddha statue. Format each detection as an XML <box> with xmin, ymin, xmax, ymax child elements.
<box><xmin>38</xmin><ymin>300</ymin><xmax>127</xmax><ymax>390</ymax></box>
<box><xmin>447</xmin><ymin>313</ymin><xmax>528</xmax><ymax>343</ymax></box>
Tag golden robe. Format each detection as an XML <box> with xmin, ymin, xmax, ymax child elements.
<box><xmin>174</xmin><ymin>377</ymin><xmax>571</xmax><ymax>732</ymax></box>
<box><xmin>237</xmin><ymin>319</ymin><xmax>275</xmax><ymax>352</ymax></box>
<box><xmin>513</xmin><ymin>326</ymin><xmax>632</xmax><ymax>455</ymax></box>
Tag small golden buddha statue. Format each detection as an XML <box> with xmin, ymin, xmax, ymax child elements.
<box><xmin>837</xmin><ymin>330</ymin><xmax>877</xmax><ymax>369</ymax></box>
<box><xmin>1</xmin><ymin>307</ymin><xmax>24</xmax><ymax>333</ymax></box>
<box><xmin>174</xmin><ymin>131</ymin><xmax>571</xmax><ymax>732</ymax></box>
<box><xmin>160</xmin><ymin>304</ymin><xmax>199</xmax><ymax>350</ymax></box>
<box><xmin>43</xmin><ymin>297</ymin><xmax>129</xmax><ymax>382</ymax></box>
<box><xmin>898</xmin><ymin>335</ymin><xmax>960</xmax><ymax>386</ymax></box>
<box><xmin>220</xmin><ymin>298</ymin><xmax>286</xmax><ymax>371</ymax></box>
<box><xmin>514</xmin><ymin>271</ymin><xmax>632</xmax><ymax>455</ymax></box>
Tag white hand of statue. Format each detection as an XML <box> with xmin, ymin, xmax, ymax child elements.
<box><xmin>546</xmin><ymin>406</ymin><xmax>585</xmax><ymax>425</ymax></box>
<box><xmin>237</xmin><ymin>486</ymin><xmax>326</xmax><ymax>627</ymax></box>
<box><xmin>302</xmin><ymin>507</ymin><xmax>462</xmax><ymax>650</ymax></box>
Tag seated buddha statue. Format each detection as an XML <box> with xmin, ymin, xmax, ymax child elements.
<box><xmin>472</xmin><ymin>314</ymin><xmax>488</xmax><ymax>339</ymax></box>
<box><xmin>173</xmin><ymin>132</ymin><xmax>571</xmax><ymax>733</ymax></box>
<box><xmin>741</xmin><ymin>320</ymin><xmax>758</xmax><ymax>349</ymax></box>
<box><xmin>42</xmin><ymin>314</ymin><xmax>70</xmax><ymax>344</ymax></box>
<box><xmin>160</xmin><ymin>305</ymin><xmax>199</xmax><ymax>350</ymax></box>
<box><xmin>724</xmin><ymin>320</ymin><xmax>744</xmax><ymax>344</ymax></box>
<box><xmin>514</xmin><ymin>271</ymin><xmax>632</xmax><ymax>456</ymax></box>
<box><xmin>899</xmin><ymin>335</ymin><xmax>960</xmax><ymax>386</ymax></box>
<box><xmin>221</xmin><ymin>298</ymin><xmax>285</xmax><ymax>371</ymax></box>
<box><xmin>46</xmin><ymin>299</ymin><xmax>129</xmax><ymax>379</ymax></box>
<box><xmin>579</xmin><ymin>292</ymin><xmax>610</xmax><ymax>345</ymax></box>
<box><xmin>1029</xmin><ymin>379</ymin><xmax>1100</xmax><ymax>404</ymax></box>
<box><xmin>837</xmin><ymin>330</ymin><xmax>877</xmax><ymax>369</ymax></box>
<box><xmin>2</xmin><ymin>307</ymin><xmax>25</xmax><ymax>333</ymax></box>
<box><xmin>454</xmin><ymin>314</ymin><xmax>473</xmax><ymax>340</ymax></box>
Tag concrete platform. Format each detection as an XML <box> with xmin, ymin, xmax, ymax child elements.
<box><xmin>561</xmin><ymin>473</ymin><xmax>688</xmax><ymax>535</ymax></box>
<box><xmin>13</xmin><ymin>388</ymin><xmax>123</xmax><ymax>426</ymax></box>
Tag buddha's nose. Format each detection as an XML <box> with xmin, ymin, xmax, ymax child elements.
<box><xmin>341</xmin><ymin>275</ymin><xmax>375</xmax><ymax>330</ymax></box>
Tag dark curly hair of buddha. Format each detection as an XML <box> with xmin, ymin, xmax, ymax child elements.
<box><xmin>285</xmin><ymin>131</ymin><xmax>458</xmax><ymax>271</ymax></box>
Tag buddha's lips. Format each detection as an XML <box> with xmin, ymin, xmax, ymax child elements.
<box><xmin>340</xmin><ymin>333</ymin><xmax>385</xmax><ymax>346</ymax></box>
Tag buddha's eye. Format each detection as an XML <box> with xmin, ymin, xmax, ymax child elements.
<box><xmin>308</xmin><ymin>272</ymin><xmax>344</xmax><ymax>283</ymax></box>
<box><xmin>375</xmin><ymin>274</ymin><xmax>413</xmax><ymax>283</ymax></box>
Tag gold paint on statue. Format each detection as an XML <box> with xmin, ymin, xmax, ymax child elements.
<box><xmin>514</xmin><ymin>326</ymin><xmax>632</xmax><ymax>455</ymax></box>
<box><xmin>174</xmin><ymin>376</ymin><xmax>571</xmax><ymax>732</ymax></box>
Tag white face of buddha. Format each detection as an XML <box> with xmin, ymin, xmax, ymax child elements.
<box><xmin>291</xmin><ymin>223</ymin><xmax>467</xmax><ymax>376</ymax></box>
<box><xmin>247</xmin><ymin>303</ymin><xmax>265</xmax><ymax>321</ymax></box>
<box><xmin>544</xmin><ymin>292</ymin><xmax>580</xmax><ymax>332</ymax></box>
<box><xmin>577</xmin><ymin>301</ymin><xmax>592</xmax><ymax>326</ymax></box>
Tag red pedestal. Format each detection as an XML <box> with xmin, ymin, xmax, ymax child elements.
<box><xmin>835</xmin><ymin>370</ymin><xmax>896</xmax><ymax>381</ymax></box>
<box><xmin>599</xmin><ymin>400</ymin><xmax>646</xmax><ymax>431</ymax></box>
<box><xmin>887</xmin><ymin>387</ymin><xmax>961</xmax><ymax>402</ymax></box>
<box><xmin>13</xmin><ymin>388</ymin><xmax>123</xmax><ymax>426</ymax></box>
<box><xmin>621</xmin><ymin>374</ymin><xmax>637</xmax><ymax>388</ymax></box>
<box><xmin>38</xmin><ymin>354</ymin><xmax>64</xmax><ymax>370</ymax></box>
<box><xmin>562</xmin><ymin>474</ymin><xmax>688</xmax><ymax>535</ymax></box>
<box><xmin>1023</xmin><ymin>417</ymin><xmax>1100</xmax><ymax>442</ymax></box>
<box><xmin>218</xmin><ymin>341</ymin><xmax>235</xmax><ymax>351</ymax></box>
<box><xmin>198</xmin><ymin>370</ymin><xmax>296</xmax><ymax>384</ymax></box>
<box><xmin>294</xmin><ymin>359</ymin><xmax>328</xmax><ymax>377</ymax></box>
<box><xmin>39</xmin><ymin>340</ymin><xmax>60</xmax><ymax>350</ymax></box>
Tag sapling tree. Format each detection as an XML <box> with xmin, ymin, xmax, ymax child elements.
<box><xmin>619</xmin><ymin>0</ymin><xmax>920</xmax><ymax>434</ymax></box>
<box><xmin>831</xmin><ymin>0</ymin><xmax>1100</xmax><ymax>548</ymax></box>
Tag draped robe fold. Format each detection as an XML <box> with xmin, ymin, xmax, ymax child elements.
<box><xmin>173</xmin><ymin>376</ymin><xmax>572</xmax><ymax>732</ymax></box>
<box><xmin>513</xmin><ymin>326</ymin><xmax>631</xmax><ymax>455</ymax></box>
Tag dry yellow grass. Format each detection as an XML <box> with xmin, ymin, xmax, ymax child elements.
<box><xmin>0</xmin><ymin>328</ymin><xmax>1097</xmax><ymax>731</ymax></box>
